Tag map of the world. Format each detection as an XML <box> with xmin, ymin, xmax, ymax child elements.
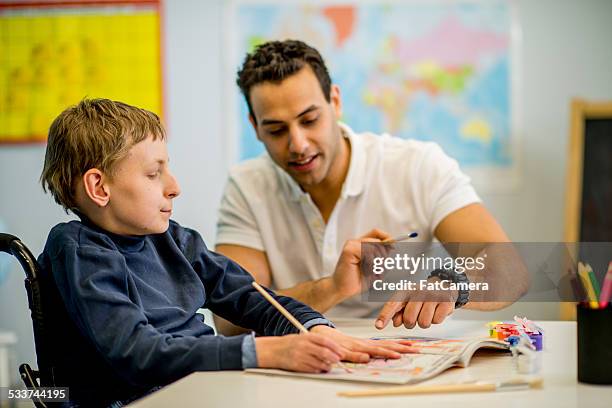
<box><xmin>232</xmin><ymin>1</ymin><xmax>516</xmax><ymax>177</ymax></box>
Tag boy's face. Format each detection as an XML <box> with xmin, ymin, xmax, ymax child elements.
<box><xmin>248</xmin><ymin>65</ymin><xmax>343</xmax><ymax>189</ymax></box>
<box><xmin>105</xmin><ymin>136</ymin><xmax>180</xmax><ymax>235</ymax></box>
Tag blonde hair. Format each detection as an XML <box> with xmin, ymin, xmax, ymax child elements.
<box><xmin>41</xmin><ymin>98</ymin><xmax>166</xmax><ymax>212</ymax></box>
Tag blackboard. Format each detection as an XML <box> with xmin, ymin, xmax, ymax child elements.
<box><xmin>564</xmin><ymin>100</ymin><xmax>612</xmax><ymax>242</ymax></box>
<box><xmin>562</xmin><ymin>100</ymin><xmax>612</xmax><ymax>319</ymax></box>
<box><xmin>580</xmin><ymin>118</ymin><xmax>612</xmax><ymax>241</ymax></box>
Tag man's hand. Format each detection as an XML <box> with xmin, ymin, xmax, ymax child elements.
<box><xmin>331</xmin><ymin>229</ymin><xmax>392</xmax><ymax>300</ymax></box>
<box><xmin>309</xmin><ymin>324</ymin><xmax>415</xmax><ymax>362</ymax></box>
<box><xmin>375</xmin><ymin>278</ymin><xmax>457</xmax><ymax>330</ymax></box>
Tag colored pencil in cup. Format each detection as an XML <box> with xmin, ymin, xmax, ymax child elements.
<box><xmin>599</xmin><ymin>261</ymin><xmax>612</xmax><ymax>308</ymax></box>
<box><xmin>585</xmin><ymin>263</ymin><xmax>601</xmax><ymax>300</ymax></box>
<box><xmin>578</xmin><ymin>262</ymin><xmax>599</xmax><ymax>309</ymax></box>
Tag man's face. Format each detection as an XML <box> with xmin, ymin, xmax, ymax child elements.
<box><xmin>105</xmin><ymin>136</ymin><xmax>181</xmax><ymax>235</ymax></box>
<box><xmin>249</xmin><ymin>65</ymin><xmax>343</xmax><ymax>189</ymax></box>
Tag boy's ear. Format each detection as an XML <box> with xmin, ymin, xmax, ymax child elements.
<box><xmin>82</xmin><ymin>168</ymin><xmax>110</xmax><ymax>207</ymax></box>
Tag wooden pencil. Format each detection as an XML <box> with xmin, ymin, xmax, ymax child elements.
<box><xmin>251</xmin><ymin>281</ymin><xmax>352</xmax><ymax>373</ymax></box>
<box><xmin>337</xmin><ymin>378</ymin><xmax>543</xmax><ymax>397</ymax></box>
<box><xmin>251</xmin><ymin>281</ymin><xmax>308</xmax><ymax>333</ymax></box>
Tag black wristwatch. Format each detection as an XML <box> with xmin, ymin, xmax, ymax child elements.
<box><xmin>428</xmin><ymin>268</ymin><xmax>470</xmax><ymax>308</ymax></box>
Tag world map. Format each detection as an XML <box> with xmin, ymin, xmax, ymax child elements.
<box><xmin>232</xmin><ymin>2</ymin><xmax>515</xmax><ymax>171</ymax></box>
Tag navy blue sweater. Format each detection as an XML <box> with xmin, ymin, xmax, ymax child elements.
<box><xmin>38</xmin><ymin>219</ymin><xmax>325</xmax><ymax>406</ymax></box>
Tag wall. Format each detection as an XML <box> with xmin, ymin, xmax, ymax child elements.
<box><xmin>1</xmin><ymin>0</ymin><xmax>612</xmax><ymax>374</ymax></box>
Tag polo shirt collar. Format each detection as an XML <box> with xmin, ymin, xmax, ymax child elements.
<box><xmin>273</xmin><ymin>122</ymin><xmax>367</xmax><ymax>201</ymax></box>
<box><xmin>339</xmin><ymin>122</ymin><xmax>367</xmax><ymax>199</ymax></box>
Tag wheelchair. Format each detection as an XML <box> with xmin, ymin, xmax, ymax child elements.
<box><xmin>1</xmin><ymin>233</ymin><xmax>57</xmax><ymax>408</ymax></box>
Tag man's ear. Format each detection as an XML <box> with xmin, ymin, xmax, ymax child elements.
<box><xmin>82</xmin><ymin>168</ymin><xmax>110</xmax><ymax>207</ymax></box>
<box><xmin>248</xmin><ymin>114</ymin><xmax>262</xmax><ymax>141</ymax></box>
<box><xmin>330</xmin><ymin>84</ymin><xmax>343</xmax><ymax>119</ymax></box>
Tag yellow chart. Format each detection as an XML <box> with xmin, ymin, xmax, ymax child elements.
<box><xmin>0</xmin><ymin>2</ymin><xmax>162</xmax><ymax>143</ymax></box>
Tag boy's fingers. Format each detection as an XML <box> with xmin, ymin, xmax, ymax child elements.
<box><xmin>347</xmin><ymin>339</ymin><xmax>402</xmax><ymax>359</ymax></box>
<box><xmin>301</xmin><ymin>359</ymin><xmax>330</xmax><ymax>373</ymax></box>
<box><xmin>375</xmin><ymin>301</ymin><xmax>406</xmax><ymax>329</ymax></box>
<box><xmin>313</xmin><ymin>347</ymin><xmax>341</xmax><ymax>364</ymax></box>
<box><xmin>340</xmin><ymin>349</ymin><xmax>370</xmax><ymax>363</ymax></box>
<box><xmin>373</xmin><ymin>340</ymin><xmax>417</xmax><ymax>353</ymax></box>
<box><xmin>312</xmin><ymin>359</ymin><xmax>332</xmax><ymax>373</ymax></box>
<box><xmin>307</xmin><ymin>333</ymin><xmax>343</xmax><ymax>357</ymax></box>
<box><xmin>302</xmin><ymin>344</ymin><xmax>338</xmax><ymax>371</ymax></box>
<box><xmin>364</xmin><ymin>345</ymin><xmax>402</xmax><ymax>359</ymax></box>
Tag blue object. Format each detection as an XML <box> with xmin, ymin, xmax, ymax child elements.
<box><xmin>506</xmin><ymin>335</ymin><xmax>521</xmax><ymax>346</ymax></box>
<box><xmin>528</xmin><ymin>332</ymin><xmax>543</xmax><ymax>351</ymax></box>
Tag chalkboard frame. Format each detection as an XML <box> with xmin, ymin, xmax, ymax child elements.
<box><xmin>564</xmin><ymin>99</ymin><xmax>612</xmax><ymax>242</ymax></box>
<box><xmin>561</xmin><ymin>100</ymin><xmax>612</xmax><ymax>319</ymax></box>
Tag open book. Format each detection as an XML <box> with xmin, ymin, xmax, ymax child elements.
<box><xmin>246</xmin><ymin>336</ymin><xmax>509</xmax><ymax>384</ymax></box>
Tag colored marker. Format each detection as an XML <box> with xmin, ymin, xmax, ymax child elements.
<box><xmin>599</xmin><ymin>261</ymin><xmax>612</xmax><ymax>308</ymax></box>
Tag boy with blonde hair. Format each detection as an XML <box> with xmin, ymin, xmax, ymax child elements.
<box><xmin>38</xmin><ymin>99</ymin><xmax>410</xmax><ymax>407</ymax></box>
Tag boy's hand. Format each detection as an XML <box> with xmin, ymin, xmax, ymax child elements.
<box><xmin>255</xmin><ymin>333</ymin><xmax>343</xmax><ymax>373</ymax></box>
<box><xmin>309</xmin><ymin>325</ymin><xmax>415</xmax><ymax>362</ymax></box>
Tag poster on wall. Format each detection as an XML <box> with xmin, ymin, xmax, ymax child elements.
<box><xmin>0</xmin><ymin>0</ymin><xmax>163</xmax><ymax>144</ymax></box>
<box><xmin>226</xmin><ymin>0</ymin><xmax>521</xmax><ymax>190</ymax></box>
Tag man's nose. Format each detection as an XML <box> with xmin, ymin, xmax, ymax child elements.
<box><xmin>288</xmin><ymin>127</ymin><xmax>308</xmax><ymax>155</ymax></box>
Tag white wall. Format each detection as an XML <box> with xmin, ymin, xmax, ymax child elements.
<box><xmin>1</xmin><ymin>0</ymin><xmax>612</xmax><ymax>375</ymax></box>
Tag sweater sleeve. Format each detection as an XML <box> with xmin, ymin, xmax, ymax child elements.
<box><xmin>50</xmin><ymin>242</ymin><xmax>248</xmax><ymax>387</ymax></box>
<box><xmin>181</xmin><ymin>229</ymin><xmax>327</xmax><ymax>336</ymax></box>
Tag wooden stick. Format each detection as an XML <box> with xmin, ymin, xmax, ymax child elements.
<box><xmin>251</xmin><ymin>282</ymin><xmax>308</xmax><ymax>333</ymax></box>
<box><xmin>337</xmin><ymin>378</ymin><xmax>543</xmax><ymax>397</ymax></box>
<box><xmin>251</xmin><ymin>281</ymin><xmax>354</xmax><ymax>373</ymax></box>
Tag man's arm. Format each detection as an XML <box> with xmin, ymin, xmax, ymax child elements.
<box><xmin>214</xmin><ymin>229</ymin><xmax>391</xmax><ymax>335</ymax></box>
<box><xmin>213</xmin><ymin>245</ymin><xmax>340</xmax><ymax>335</ymax></box>
<box><xmin>435</xmin><ymin>202</ymin><xmax>528</xmax><ymax>310</ymax></box>
<box><xmin>434</xmin><ymin>202</ymin><xmax>508</xmax><ymax>244</ymax></box>
<box><xmin>215</xmin><ymin>245</ymin><xmax>343</xmax><ymax>311</ymax></box>
<box><xmin>376</xmin><ymin>203</ymin><xmax>529</xmax><ymax>329</ymax></box>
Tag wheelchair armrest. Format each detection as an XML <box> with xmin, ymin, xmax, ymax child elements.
<box><xmin>19</xmin><ymin>363</ymin><xmax>48</xmax><ymax>408</ymax></box>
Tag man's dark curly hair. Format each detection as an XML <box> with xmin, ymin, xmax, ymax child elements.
<box><xmin>236</xmin><ymin>40</ymin><xmax>332</xmax><ymax>122</ymax></box>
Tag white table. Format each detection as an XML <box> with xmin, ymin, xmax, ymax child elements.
<box><xmin>129</xmin><ymin>319</ymin><xmax>612</xmax><ymax>408</ymax></box>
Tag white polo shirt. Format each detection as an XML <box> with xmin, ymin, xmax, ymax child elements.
<box><xmin>216</xmin><ymin>123</ymin><xmax>480</xmax><ymax>318</ymax></box>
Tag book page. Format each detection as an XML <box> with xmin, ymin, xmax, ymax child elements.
<box><xmin>247</xmin><ymin>353</ymin><xmax>454</xmax><ymax>384</ymax></box>
<box><xmin>247</xmin><ymin>336</ymin><xmax>506</xmax><ymax>384</ymax></box>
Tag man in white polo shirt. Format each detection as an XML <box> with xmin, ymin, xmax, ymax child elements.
<box><xmin>215</xmin><ymin>40</ymin><xmax>518</xmax><ymax>333</ymax></box>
